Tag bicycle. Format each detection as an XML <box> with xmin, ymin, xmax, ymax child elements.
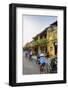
<box><xmin>40</xmin><ymin>63</ymin><xmax>46</xmax><ymax>73</ymax></box>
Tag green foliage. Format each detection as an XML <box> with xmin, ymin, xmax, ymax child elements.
<box><xmin>23</xmin><ymin>47</ymin><xmax>28</xmax><ymax>51</ymax></box>
<box><xmin>34</xmin><ymin>38</ymin><xmax>48</xmax><ymax>46</ymax></box>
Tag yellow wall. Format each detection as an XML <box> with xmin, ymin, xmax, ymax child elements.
<box><xmin>47</xmin><ymin>26</ymin><xmax>57</xmax><ymax>57</ymax></box>
<box><xmin>31</xmin><ymin>25</ymin><xmax>57</xmax><ymax>57</ymax></box>
<box><xmin>47</xmin><ymin>41</ymin><xmax>55</xmax><ymax>57</ymax></box>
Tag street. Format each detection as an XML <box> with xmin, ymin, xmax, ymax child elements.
<box><xmin>23</xmin><ymin>52</ymin><xmax>50</xmax><ymax>75</ymax></box>
<box><xmin>23</xmin><ymin>52</ymin><xmax>40</xmax><ymax>75</ymax></box>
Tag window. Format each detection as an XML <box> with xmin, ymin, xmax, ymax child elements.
<box><xmin>50</xmin><ymin>47</ymin><xmax>53</xmax><ymax>51</ymax></box>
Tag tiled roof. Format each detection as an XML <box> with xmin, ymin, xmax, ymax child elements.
<box><xmin>33</xmin><ymin>21</ymin><xmax>57</xmax><ymax>39</ymax></box>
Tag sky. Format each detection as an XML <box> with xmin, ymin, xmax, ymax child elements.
<box><xmin>23</xmin><ymin>15</ymin><xmax>57</xmax><ymax>46</ymax></box>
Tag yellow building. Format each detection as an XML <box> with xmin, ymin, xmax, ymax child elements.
<box><xmin>47</xmin><ymin>21</ymin><xmax>57</xmax><ymax>57</ymax></box>
<box><xmin>24</xmin><ymin>21</ymin><xmax>57</xmax><ymax>58</ymax></box>
<box><xmin>33</xmin><ymin>21</ymin><xmax>57</xmax><ymax>57</ymax></box>
<box><xmin>33</xmin><ymin>28</ymin><xmax>47</xmax><ymax>55</ymax></box>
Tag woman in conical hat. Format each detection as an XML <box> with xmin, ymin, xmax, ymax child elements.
<box><xmin>39</xmin><ymin>53</ymin><xmax>47</xmax><ymax>73</ymax></box>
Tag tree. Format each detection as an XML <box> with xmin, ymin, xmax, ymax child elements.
<box><xmin>34</xmin><ymin>38</ymin><xmax>48</xmax><ymax>46</ymax></box>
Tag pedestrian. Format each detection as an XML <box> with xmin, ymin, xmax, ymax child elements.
<box><xmin>25</xmin><ymin>50</ymin><xmax>28</xmax><ymax>57</ymax></box>
<box><xmin>29</xmin><ymin>50</ymin><xmax>33</xmax><ymax>60</ymax></box>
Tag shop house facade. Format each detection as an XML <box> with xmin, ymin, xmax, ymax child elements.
<box><xmin>24</xmin><ymin>21</ymin><xmax>57</xmax><ymax>58</ymax></box>
<box><xmin>47</xmin><ymin>21</ymin><xmax>57</xmax><ymax>57</ymax></box>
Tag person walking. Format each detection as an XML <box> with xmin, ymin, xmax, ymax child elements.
<box><xmin>29</xmin><ymin>50</ymin><xmax>33</xmax><ymax>60</ymax></box>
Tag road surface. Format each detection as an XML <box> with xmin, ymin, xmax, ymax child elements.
<box><xmin>23</xmin><ymin>52</ymin><xmax>48</xmax><ymax>75</ymax></box>
<box><xmin>23</xmin><ymin>52</ymin><xmax>40</xmax><ymax>75</ymax></box>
